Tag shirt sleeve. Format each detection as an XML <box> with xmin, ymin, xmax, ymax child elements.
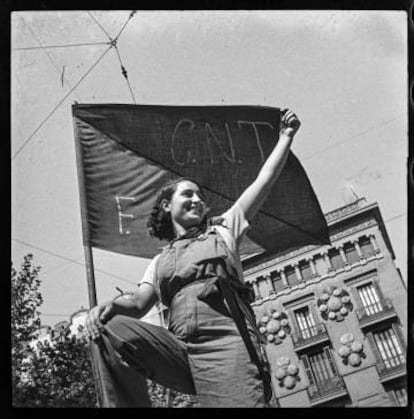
<box><xmin>221</xmin><ymin>202</ymin><xmax>250</xmax><ymax>246</ymax></box>
<box><xmin>137</xmin><ymin>254</ymin><xmax>159</xmax><ymax>287</ymax></box>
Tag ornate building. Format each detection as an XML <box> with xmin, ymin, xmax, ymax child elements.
<box><xmin>242</xmin><ymin>197</ymin><xmax>407</xmax><ymax>407</ymax></box>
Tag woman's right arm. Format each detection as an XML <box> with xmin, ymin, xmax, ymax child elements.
<box><xmin>85</xmin><ymin>283</ymin><xmax>158</xmax><ymax>341</ymax></box>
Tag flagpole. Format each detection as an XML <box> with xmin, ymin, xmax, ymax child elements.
<box><xmin>72</xmin><ymin>106</ymin><xmax>103</xmax><ymax>406</ymax></box>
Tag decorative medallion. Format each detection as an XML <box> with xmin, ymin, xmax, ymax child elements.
<box><xmin>337</xmin><ymin>333</ymin><xmax>366</xmax><ymax>367</ymax></box>
<box><xmin>274</xmin><ymin>357</ymin><xmax>300</xmax><ymax>389</ymax></box>
<box><xmin>258</xmin><ymin>309</ymin><xmax>291</xmax><ymax>344</ymax></box>
<box><xmin>317</xmin><ymin>285</ymin><xmax>353</xmax><ymax>322</ymax></box>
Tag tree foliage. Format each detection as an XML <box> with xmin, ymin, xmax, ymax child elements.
<box><xmin>11</xmin><ymin>254</ymin><xmax>43</xmax><ymax>405</ymax></box>
<box><xmin>147</xmin><ymin>380</ymin><xmax>199</xmax><ymax>408</ymax></box>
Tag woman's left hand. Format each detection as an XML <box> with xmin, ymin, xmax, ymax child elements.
<box><xmin>279</xmin><ymin>108</ymin><xmax>301</xmax><ymax>138</ymax></box>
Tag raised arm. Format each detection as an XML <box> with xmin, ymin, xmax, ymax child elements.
<box><xmin>235</xmin><ymin>108</ymin><xmax>301</xmax><ymax>222</ymax></box>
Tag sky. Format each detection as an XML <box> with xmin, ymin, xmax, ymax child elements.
<box><xmin>11</xmin><ymin>10</ymin><xmax>408</xmax><ymax>327</ymax></box>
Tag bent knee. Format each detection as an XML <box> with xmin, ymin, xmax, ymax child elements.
<box><xmin>103</xmin><ymin>315</ymin><xmax>150</xmax><ymax>347</ymax></box>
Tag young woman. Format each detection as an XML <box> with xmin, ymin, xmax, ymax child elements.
<box><xmin>85</xmin><ymin>108</ymin><xmax>301</xmax><ymax>407</ymax></box>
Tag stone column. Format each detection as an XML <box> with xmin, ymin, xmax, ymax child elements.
<box><xmin>279</xmin><ymin>268</ymin><xmax>289</xmax><ymax>288</ymax></box>
<box><xmin>338</xmin><ymin>245</ymin><xmax>347</xmax><ymax>264</ymax></box>
<box><xmin>352</xmin><ymin>238</ymin><xmax>364</xmax><ymax>260</ymax></box>
<box><xmin>307</xmin><ymin>256</ymin><xmax>318</xmax><ymax>278</ymax></box>
<box><xmin>338</xmin><ymin>244</ymin><xmax>351</xmax><ymax>270</ymax></box>
<box><xmin>322</xmin><ymin>250</ymin><xmax>334</xmax><ymax>272</ymax></box>
<box><xmin>368</xmin><ymin>233</ymin><xmax>381</xmax><ymax>254</ymax></box>
<box><xmin>293</xmin><ymin>262</ymin><xmax>303</xmax><ymax>282</ymax></box>
<box><xmin>265</xmin><ymin>274</ymin><xmax>275</xmax><ymax>295</ymax></box>
<box><xmin>251</xmin><ymin>278</ymin><xmax>261</xmax><ymax>300</ymax></box>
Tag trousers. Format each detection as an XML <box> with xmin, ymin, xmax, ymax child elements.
<box><xmin>91</xmin><ymin>281</ymin><xmax>268</xmax><ymax>407</ymax></box>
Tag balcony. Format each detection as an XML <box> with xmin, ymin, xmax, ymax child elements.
<box><xmin>355</xmin><ymin>299</ymin><xmax>397</xmax><ymax>328</ymax></box>
<box><xmin>376</xmin><ymin>358</ymin><xmax>406</xmax><ymax>383</ymax></box>
<box><xmin>308</xmin><ymin>375</ymin><xmax>348</xmax><ymax>406</ymax></box>
<box><xmin>292</xmin><ymin>323</ymin><xmax>330</xmax><ymax>351</ymax></box>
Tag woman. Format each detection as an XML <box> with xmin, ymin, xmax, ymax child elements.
<box><xmin>85</xmin><ymin>108</ymin><xmax>301</xmax><ymax>407</ymax></box>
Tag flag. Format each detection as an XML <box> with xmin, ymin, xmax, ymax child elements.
<box><xmin>72</xmin><ymin>103</ymin><xmax>329</xmax><ymax>259</ymax></box>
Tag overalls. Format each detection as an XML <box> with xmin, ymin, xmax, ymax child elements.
<box><xmin>91</xmin><ymin>226</ymin><xmax>272</xmax><ymax>407</ymax></box>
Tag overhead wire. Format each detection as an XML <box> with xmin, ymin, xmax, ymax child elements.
<box><xmin>302</xmin><ymin>114</ymin><xmax>405</xmax><ymax>161</ymax></box>
<box><xmin>12</xmin><ymin>238</ymin><xmax>138</xmax><ymax>286</ymax></box>
<box><xmin>383</xmin><ymin>212</ymin><xmax>406</xmax><ymax>224</ymax></box>
<box><xmin>40</xmin><ymin>256</ymin><xmax>84</xmax><ymax>276</ymax></box>
<box><xmin>87</xmin><ymin>10</ymin><xmax>137</xmax><ymax>104</ymax></box>
<box><xmin>18</xmin><ymin>17</ymin><xmax>82</xmax><ymax>102</ymax></box>
<box><xmin>87</xmin><ymin>11</ymin><xmax>112</xmax><ymax>40</ymax></box>
<box><xmin>12</xmin><ymin>44</ymin><xmax>113</xmax><ymax>161</ymax></box>
<box><xmin>13</xmin><ymin>11</ymin><xmax>138</xmax><ymax>161</ymax></box>
<box><xmin>114</xmin><ymin>10</ymin><xmax>137</xmax><ymax>40</ymax></box>
<box><xmin>113</xmin><ymin>45</ymin><xmax>136</xmax><ymax>103</ymax></box>
<box><xmin>13</xmin><ymin>41</ymin><xmax>110</xmax><ymax>51</ymax></box>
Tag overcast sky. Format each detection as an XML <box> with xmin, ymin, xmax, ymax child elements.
<box><xmin>11</xmin><ymin>10</ymin><xmax>407</xmax><ymax>327</ymax></box>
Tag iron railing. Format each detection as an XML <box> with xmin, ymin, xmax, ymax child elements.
<box><xmin>291</xmin><ymin>323</ymin><xmax>329</xmax><ymax>349</ymax></box>
<box><xmin>376</xmin><ymin>358</ymin><xmax>406</xmax><ymax>381</ymax></box>
<box><xmin>307</xmin><ymin>375</ymin><xmax>347</xmax><ymax>403</ymax></box>
<box><xmin>355</xmin><ymin>298</ymin><xmax>396</xmax><ymax>327</ymax></box>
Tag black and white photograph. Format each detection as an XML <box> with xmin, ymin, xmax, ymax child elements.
<box><xmin>11</xmin><ymin>10</ymin><xmax>408</xmax><ymax>408</ymax></box>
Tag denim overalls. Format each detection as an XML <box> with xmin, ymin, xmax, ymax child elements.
<box><xmin>92</xmin><ymin>226</ymin><xmax>272</xmax><ymax>407</ymax></box>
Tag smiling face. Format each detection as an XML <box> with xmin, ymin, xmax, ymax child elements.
<box><xmin>161</xmin><ymin>180</ymin><xmax>207</xmax><ymax>236</ymax></box>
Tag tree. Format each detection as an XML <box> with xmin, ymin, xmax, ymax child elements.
<box><xmin>24</xmin><ymin>336</ymin><xmax>98</xmax><ymax>407</ymax></box>
<box><xmin>11</xmin><ymin>254</ymin><xmax>43</xmax><ymax>405</ymax></box>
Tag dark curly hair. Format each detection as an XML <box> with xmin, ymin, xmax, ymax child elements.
<box><xmin>147</xmin><ymin>177</ymin><xmax>208</xmax><ymax>241</ymax></box>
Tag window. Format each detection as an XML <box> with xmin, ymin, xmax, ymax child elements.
<box><xmin>270</xmin><ymin>271</ymin><xmax>285</xmax><ymax>292</ymax></box>
<box><xmin>359</xmin><ymin>236</ymin><xmax>375</xmax><ymax>258</ymax></box>
<box><xmin>294</xmin><ymin>307</ymin><xmax>317</xmax><ymax>339</ymax></box>
<box><xmin>388</xmin><ymin>387</ymin><xmax>408</xmax><ymax>406</ymax></box>
<box><xmin>328</xmin><ymin>248</ymin><xmax>344</xmax><ymax>270</ymax></box>
<box><xmin>372</xmin><ymin>327</ymin><xmax>405</xmax><ymax>369</ymax></box>
<box><xmin>301</xmin><ymin>347</ymin><xmax>339</xmax><ymax>387</ymax></box>
<box><xmin>285</xmin><ymin>265</ymin><xmax>299</xmax><ymax>287</ymax></box>
<box><xmin>299</xmin><ymin>260</ymin><xmax>312</xmax><ymax>281</ymax></box>
<box><xmin>344</xmin><ymin>242</ymin><xmax>359</xmax><ymax>264</ymax></box>
<box><xmin>357</xmin><ymin>282</ymin><xmax>382</xmax><ymax>315</ymax></box>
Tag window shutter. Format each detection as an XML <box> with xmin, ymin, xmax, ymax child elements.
<box><xmin>324</xmin><ymin>347</ymin><xmax>339</xmax><ymax>375</ymax></box>
<box><xmin>349</xmin><ymin>286</ymin><xmax>362</xmax><ymax>308</ymax></box>
<box><xmin>372</xmin><ymin>279</ymin><xmax>385</xmax><ymax>301</ymax></box>
<box><xmin>300</xmin><ymin>354</ymin><xmax>315</xmax><ymax>386</ymax></box>
<box><xmin>286</xmin><ymin>309</ymin><xmax>298</xmax><ymax>335</ymax></box>
<box><xmin>391</xmin><ymin>322</ymin><xmax>406</xmax><ymax>353</ymax></box>
<box><xmin>309</xmin><ymin>300</ymin><xmax>321</xmax><ymax>324</ymax></box>
<box><xmin>366</xmin><ymin>331</ymin><xmax>382</xmax><ymax>364</ymax></box>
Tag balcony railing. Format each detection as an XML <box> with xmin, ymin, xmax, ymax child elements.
<box><xmin>308</xmin><ymin>375</ymin><xmax>348</xmax><ymax>404</ymax></box>
<box><xmin>376</xmin><ymin>358</ymin><xmax>406</xmax><ymax>382</ymax></box>
<box><xmin>292</xmin><ymin>323</ymin><xmax>329</xmax><ymax>351</ymax></box>
<box><xmin>355</xmin><ymin>298</ymin><xmax>397</xmax><ymax>328</ymax></box>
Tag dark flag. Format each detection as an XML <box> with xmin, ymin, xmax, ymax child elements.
<box><xmin>72</xmin><ymin>103</ymin><xmax>329</xmax><ymax>259</ymax></box>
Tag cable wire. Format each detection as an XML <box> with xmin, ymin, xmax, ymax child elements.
<box><xmin>113</xmin><ymin>45</ymin><xmax>136</xmax><ymax>104</ymax></box>
<box><xmin>87</xmin><ymin>11</ymin><xmax>112</xmax><ymax>41</ymax></box>
<box><xmin>384</xmin><ymin>212</ymin><xmax>406</xmax><ymax>224</ymax></box>
<box><xmin>302</xmin><ymin>114</ymin><xmax>405</xmax><ymax>161</ymax></box>
<box><xmin>114</xmin><ymin>10</ymin><xmax>137</xmax><ymax>40</ymax></box>
<box><xmin>18</xmin><ymin>17</ymin><xmax>82</xmax><ymax>102</ymax></box>
<box><xmin>12</xmin><ymin>44</ymin><xmax>113</xmax><ymax>161</ymax></box>
<box><xmin>13</xmin><ymin>41</ymin><xmax>110</xmax><ymax>51</ymax></box>
<box><xmin>12</xmin><ymin>238</ymin><xmax>137</xmax><ymax>286</ymax></box>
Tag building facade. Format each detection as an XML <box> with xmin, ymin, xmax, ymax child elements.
<box><xmin>242</xmin><ymin>197</ymin><xmax>407</xmax><ymax>407</ymax></box>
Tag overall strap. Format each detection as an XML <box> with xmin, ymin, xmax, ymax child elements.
<box><xmin>216</xmin><ymin>277</ymin><xmax>273</xmax><ymax>404</ymax></box>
